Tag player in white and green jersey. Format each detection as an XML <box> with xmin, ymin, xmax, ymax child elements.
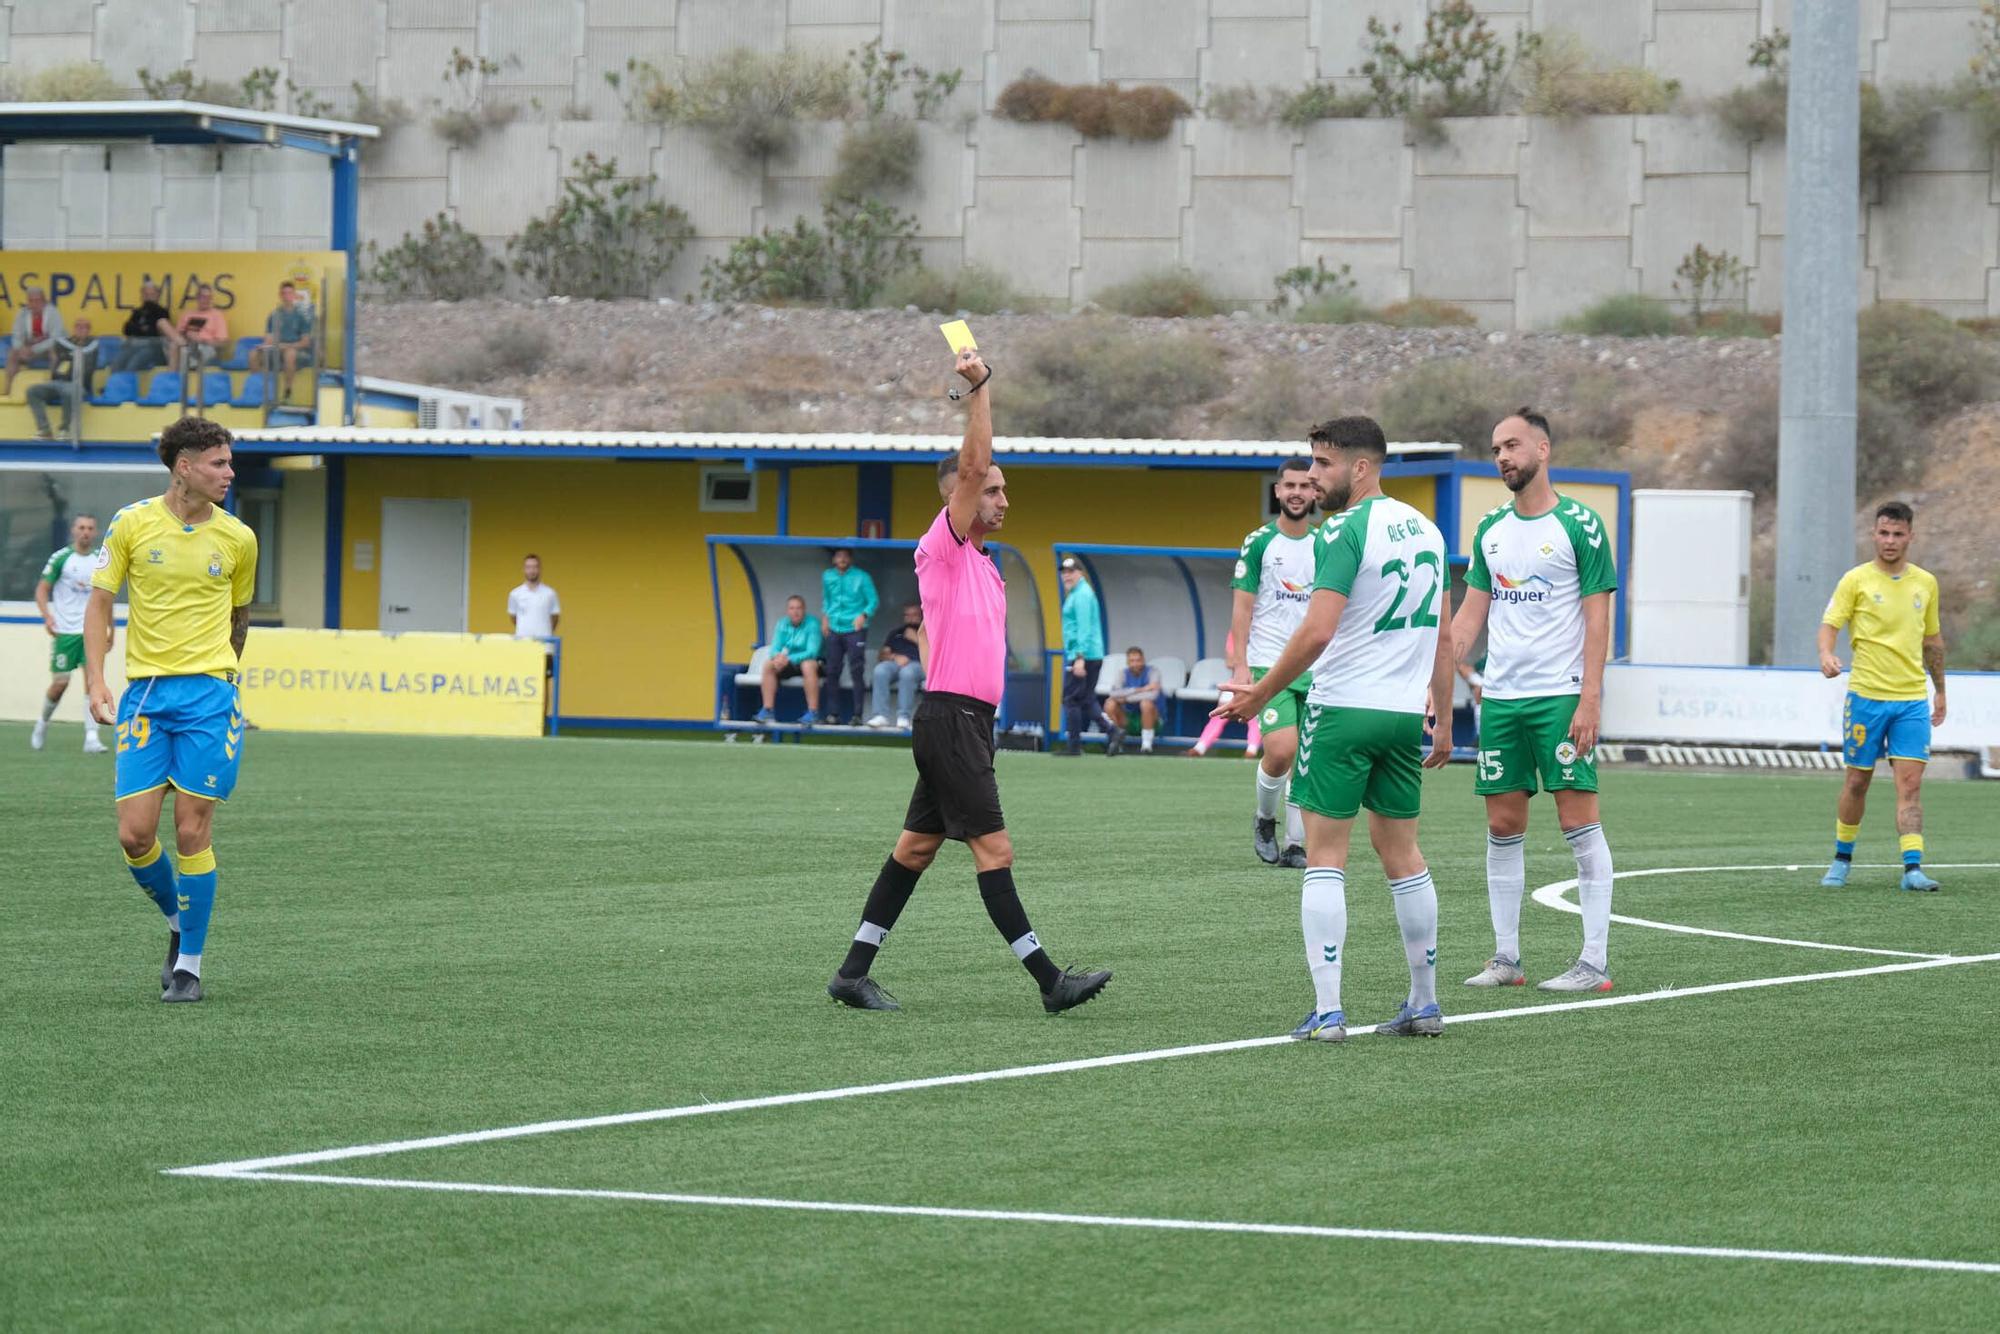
<box><xmin>1227</xmin><ymin>458</ymin><xmax>1319</xmax><ymax>867</ymax></box>
<box><xmin>1451</xmin><ymin>408</ymin><xmax>1619</xmax><ymax>994</ymax></box>
<box><xmin>30</xmin><ymin>514</ymin><xmax>109</xmax><ymax>754</ymax></box>
<box><xmin>1218</xmin><ymin>417</ymin><xmax>1456</xmax><ymax>1042</ymax></box>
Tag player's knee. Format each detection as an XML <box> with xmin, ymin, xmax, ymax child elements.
<box><xmin>116</xmin><ymin>826</ymin><xmax>154</xmax><ymax>858</ymax></box>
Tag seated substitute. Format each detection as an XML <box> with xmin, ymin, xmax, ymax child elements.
<box><xmin>753</xmin><ymin>595</ymin><xmax>824</xmax><ymax>725</ymax></box>
<box><xmin>1104</xmin><ymin>646</ymin><xmax>1164</xmax><ymax>754</ymax></box>
<box><xmin>866</xmin><ymin>603</ymin><xmax>927</xmax><ymax>729</ymax></box>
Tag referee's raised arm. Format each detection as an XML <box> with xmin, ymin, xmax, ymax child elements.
<box><xmin>947</xmin><ymin>348</ymin><xmax>992</xmax><ymax>539</ymax></box>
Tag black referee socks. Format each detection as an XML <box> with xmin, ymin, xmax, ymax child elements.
<box><xmin>838</xmin><ymin>855</ymin><xmax>925</xmax><ymax>979</ymax></box>
<box><xmin>978</xmin><ymin>867</ymin><xmax>1062</xmax><ymax>990</ymax></box>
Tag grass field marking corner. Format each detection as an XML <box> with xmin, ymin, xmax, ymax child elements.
<box><xmin>1530</xmin><ymin>862</ymin><xmax>2000</xmax><ymax>960</ymax></box>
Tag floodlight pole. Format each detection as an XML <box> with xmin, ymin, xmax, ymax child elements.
<box><xmin>1773</xmin><ymin>1</ymin><xmax>1860</xmax><ymax>665</ymax></box>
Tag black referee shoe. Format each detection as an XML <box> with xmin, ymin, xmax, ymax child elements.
<box><xmin>162</xmin><ymin>929</ymin><xmax>180</xmax><ymax>991</ymax></box>
<box><xmin>161</xmin><ymin>969</ymin><xmax>203</xmax><ymax>1003</ymax></box>
<box><xmin>827</xmin><ymin>972</ymin><xmax>900</xmax><ymax>1011</ymax></box>
<box><xmin>1041</xmin><ymin>966</ymin><xmax>1112</xmax><ymax>1014</ymax></box>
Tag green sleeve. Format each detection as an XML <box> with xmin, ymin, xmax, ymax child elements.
<box><xmin>1231</xmin><ymin>526</ymin><xmax>1273</xmax><ymax>595</ymax></box>
<box><xmin>1312</xmin><ymin>514</ymin><xmax>1366</xmax><ymax>597</ymax></box>
<box><xmin>41</xmin><ymin>547</ymin><xmax>68</xmax><ymax>584</ymax></box>
<box><xmin>1464</xmin><ymin>509</ymin><xmax>1505</xmax><ymax>593</ymax></box>
<box><xmin>1558</xmin><ymin>500</ymin><xmax>1617</xmax><ymax>596</ymax></box>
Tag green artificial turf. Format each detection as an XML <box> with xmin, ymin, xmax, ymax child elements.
<box><xmin>4</xmin><ymin>724</ymin><xmax>1996</xmax><ymax>1331</ymax></box>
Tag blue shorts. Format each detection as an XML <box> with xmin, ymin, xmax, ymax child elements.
<box><xmin>115</xmin><ymin>675</ymin><xmax>245</xmax><ymax>802</ymax></box>
<box><xmin>1843</xmin><ymin>692</ymin><xmax>1930</xmax><ymax>769</ymax></box>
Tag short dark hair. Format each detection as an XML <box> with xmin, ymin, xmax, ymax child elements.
<box><xmin>1309</xmin><ymin>416</ymin><xmax>1388</xmax><ymax>458</ymax></box>
<box><xmin>157</xmin><ymin>417</ymin><xmax>232</xmax><ymax>470</ymax></box>
<box><xmin>279</xmin><ymin>281</ymin><xmax>295</xmax><ymax>290</ymax></box>
<box><xmin>1876</xmin><ymin>501</ymin><xmax>1914</xmax><ymax>527</ymax></box>
<box><xmin>1510</xmin><ymin>406</ymin><xmax>1553</xmax><ymax>444</ymax></box>
<box><xmin>524</xmin><ymin>552</ymin><xmax>541</xmax><ymax>562</ymax></box>
<box><xmin>786</xmin><ymin>593</ymin><xmax>806</xmax><ymax>605</ymax></box>
<box><xmin>937</xmin><ymin>454</ymin><xmax>959</xmax><ymax>488</ymax></box>
<box><xmin>1277</xmin><ymin>456</ymin><xmax>1313</xmax><ymax>478</ymax></box>
<box><xmin>1125</xmin><ymin>645</ymin><xmax>1144</xmax><ymax>656</ymax></box>
<box><xmin>831</xmin><ymin>545</ymin><xmax>852</xmax><ymax>557</ymax></box>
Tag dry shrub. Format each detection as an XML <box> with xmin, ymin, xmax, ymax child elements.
<box><xmin>1519</xmin><ymin>30</ymin><xmax>1679</xmax><ymax>117</ymax></box>
<box><xmin>1377</xmin><ymin>358</ymin><xmax>1531</xmax><ymax>446</ymax></box>
<box><xmin>1009</xmin><ymin>320</ymin><xmax>1229</xmax><ymax>437</ymax></box>
<box><xmin>1563</xmin><ymin>293</ymin><xmax>1677</xmax><ymax>337</ymax></box>
<box><xmin>995</xmin><ymin>74</ymin><xmax>1191</xmax><ymax>140</ymax></box>
<box><xmin>1376</xmin><ymin>298</ymin><xmax>1478</xmax><ymax>328</ymax></box>
<box><xmin>1095</xmin><ymin>270</ymin><xmax>1222</xmax><ymax>318</ymax></box>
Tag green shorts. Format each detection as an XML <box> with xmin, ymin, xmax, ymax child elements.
<box><xmin>1294</xmin><ymin>704</ymin><xmax>1425</xmax><ymax>821</ymax></box>
<box><xmin>1475</xmin><ymin>694</ymin><xmax>1599</xmax><ymax>797</ymax></box>
<box><xmin>51</xmin><ymin>633</ymin><xmax>83</xmax><ymax>674</ymax></box>
<box><xmin>1250</xmin><ymin>665</ymin><xmax>1312</xmax><ymax>735</ymax></box>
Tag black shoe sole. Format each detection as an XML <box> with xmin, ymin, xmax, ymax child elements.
<box><xmin>1043</xmin><ymin>971</ymin><xmax>1111</xmax><ymax>1015</ymax></box>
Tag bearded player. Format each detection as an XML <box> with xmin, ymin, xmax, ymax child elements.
<box><xmin>1227</xmin><ymin>458</ymin><xmax>1319</xmax><ymax>867</ymax></box>
<box><xmin>1451</xmin><ymin>408</ymin><xmax>1619</xmax><ymax>994</ymax></box>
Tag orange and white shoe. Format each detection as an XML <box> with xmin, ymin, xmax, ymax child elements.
<box><xmin>1537</xmin><ymin>959</ymin><xmax>1614</xmax><ymax>993</ymax></box>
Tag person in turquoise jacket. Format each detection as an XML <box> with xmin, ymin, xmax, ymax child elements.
<box><xmin>820</xmin><ymin>547</ymin><xmax>879</xmax><ymax>724</ymax></box>
<box><xmin>755</xmin><ymin>594</ymin><xmax>824</xmax><ymax>724</ymax></box>
<box><xmin>1058</xmin><ymin>556</ymin><xmax>1119</xmax><ymax>756</ymax></box>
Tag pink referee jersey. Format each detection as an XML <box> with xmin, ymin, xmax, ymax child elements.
<box><xmin>915</xmin><ymin>506</ymin><xmax>1007</xmax><ymax>706</ymax></box>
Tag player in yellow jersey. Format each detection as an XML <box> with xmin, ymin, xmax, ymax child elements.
<box><xmin>1816</xmin><ymin>501</ymin><xmax>1946</xmax><ymax>893</ymax></box>
<box><xmin>84</xmin><ymin>419</ymin><xmax>258</xmax><ymax>1001</ymax></box>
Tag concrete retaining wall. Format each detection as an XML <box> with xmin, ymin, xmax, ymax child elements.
<box><xmin>3</xmin><ymin>1</ymin><xmax>1996</xmax><ymax>327</ymax></box>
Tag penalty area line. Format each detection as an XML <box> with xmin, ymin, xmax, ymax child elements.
<box><xmin>208</xmin><ymin>1171</ymin><xmax>2000</xmax><ymax>1278</ymax></box>
<box><xmin>167</xmin><ymin>950</ymin><xmax>2000</xmax><ymax>1180</ymax></box>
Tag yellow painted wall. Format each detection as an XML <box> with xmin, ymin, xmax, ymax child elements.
<box><xmin>276</xmin><ymin>467</ymin><xmax>326</xmax><ymax>628</ymax></box>
<box><xmin>340</xmin><ymin>457</ymin><xmax>860</xmax><ymax>720</ymax></box>
<box><xmin>329</xmin><ymin>458</ymin><xmax>1465</xmax><ymax>723</ymax></box>
<box><xmin>1456</xmin><ymin>476</ymin><xmax>1622</xmax><ymax>566</ymax></box>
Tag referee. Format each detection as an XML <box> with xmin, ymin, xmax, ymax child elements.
<box><xmin>827</xmin><ymin>346</ymin><xmax>1112</xmax><ymax>1014</ymax></box>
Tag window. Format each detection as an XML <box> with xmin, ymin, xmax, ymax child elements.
<box><xmin>0</xmin><ymin>464</ymin><xmax>161</xmax><ymax>604</ymax></box>
<box><xmin>700</xmin><ymin>466</ymin><xmax>757</xmax><ymax>513</ymax></box>
<box><xmin>235</xmin><ymin>488</ymin><xmax>281</xmax><ymax>612</ymax></box>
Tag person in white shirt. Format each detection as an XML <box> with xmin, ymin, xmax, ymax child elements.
<box><xmin>507</xmin><ymin>554</ymin><xmax>561</xmax><ymax>642</ymax></box>
<box><xmin>32</xmin><ymin>514</ymin><xmax>110</xmax><ymax>753</ymax></box>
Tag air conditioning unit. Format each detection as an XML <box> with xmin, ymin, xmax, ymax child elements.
<box><xmin>416</xmin><ymin>388</ymin><xmax>526</xmax><ymax>431</ymax></box>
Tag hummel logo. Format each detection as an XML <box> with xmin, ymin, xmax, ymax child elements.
<box><xmin>1425</xmin><ymin>947</ymin><xmax>1437</xmax><ymax>967</ymax></box>
<box><xmin>1323</xmin><ymin>944</ymin><xmax>1338</xmax><ymax>962</ymax></box>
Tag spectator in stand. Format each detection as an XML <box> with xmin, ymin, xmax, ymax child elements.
<box><xmin>168</xmin><ymin>283</ymin><xmax>229</xmax><ymax>373</ymax></box>
<box><xmin>507</xmin><ymin>554</ymin><xmax>561</xmax><ymax>643</ymax></box>
<box><xmin>820</xmin><ymin>546</ymin><xmax>878</xmax><ymax>725</ymax></box>
<box><xmin>865</xmin><ymin>603</ymin><xmax>926</xmax><ymax>729</ymax></box>
<box><xmin>5</xmin><ymin>287</ymin><xmax>66</xmax><ymax>396</ymax></box>
<box><xmin>755</xmin><ymin>595</ymin><xmax>823</xmax><ymax>725</ymax></box>
<box><xmin>111</xmin><ymin>281</ymin><xmax>174</xmax><ymax>374</ymax></box>
<box><xmin>1104</xmin><ymin>646</ymin><xmax>1164</xmax><ymax>754</ymax></box>
<box><xmin>27</xmin><ymin>318</ymin><xmax>100</xmax><ymax>440</ymax></box>
<box><xmin>1057</xmin><ymin>556</ymin><xmax>1119</xmax><ymax>757</ymax></box>
<box><xmin>248</xmin><ymin>281</ymin><xmax>314</xmax><ymax>401</ymax></box>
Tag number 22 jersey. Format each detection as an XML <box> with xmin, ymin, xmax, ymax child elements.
<box><xmin>1307</xmin><ymin>495</ymin><xmax>1447</xmax><ymax>713</ymax></box>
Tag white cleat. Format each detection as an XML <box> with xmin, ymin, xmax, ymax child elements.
<box><xmin>82</xmin><ymin>733</ymin><xmax>109</xmax><ymax>755</ymax></box>
<box><xmin>1537</xmin><ymin>958</ymin><xmax>1614</xmax><ymax>993</ymax></box>
<box><xmin>30</xmin><ymin>722</ymin><xmax>48</xmax><ymax>751</ymax></box>
<box><xmin>1463</xmin><ymin>955</ymin><xmax>1526</xmax><ymax>988</ymax></box>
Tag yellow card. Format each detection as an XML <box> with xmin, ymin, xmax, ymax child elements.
<box><xmin>939</xmin><ymin>319</ymin><xmax>977</xmax><ymax>353</ymax></box>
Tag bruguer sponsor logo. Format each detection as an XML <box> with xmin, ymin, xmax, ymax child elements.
<box><xmin>1493</xmin><ymin>572</ymin><xmax>1554</xmax><ymax>604</ymax></box>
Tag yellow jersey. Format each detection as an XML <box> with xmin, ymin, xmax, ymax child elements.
<box><xmin>92</xmin><ymin>495</ymin><xmax>258</xmax><ymax>681</ymax></box>
<box><xmin>1822</xmin><ymin>561</ymin><xmax>1939</xmax><ymax>702</ymax></box>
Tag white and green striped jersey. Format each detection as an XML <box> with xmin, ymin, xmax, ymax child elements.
<box><xmin>1465</xmin><ymin>496</ymin><xmax>1618</xmax><ymax>700</ymax></box>
<box><xmin>1306</xmin><ymin>495</ymin><xmax>1447</xmax><ymax>713</ymax></box>
<box><xmin>1231</xmin><ymin>521</ymin><xmax>1317</xmax><ymax>668</ymax></box>
<box><xmin>39</xmin><ymin>544</ymin><xmax>95</xmax><ymax>634</ymax></box>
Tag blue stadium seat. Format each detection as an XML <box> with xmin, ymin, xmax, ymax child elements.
<box><xmin>232</xmin><ymin>372</ymin><xmax>269</xmax><ymax>407</ymax></box>
<box><xmin>199</xmin><ymin>371</ymin><xmax>233</xmax><ymax>406</ymax></box>
<box><xmin>220</xmin><ymin>336</ymin><xmax>262</xmax><ymax>371</ymax></box>
<box><xmin>95</xmin><ymin>336</ymin><xmax>122</xmax><ymax>364</ymax></box>
<box><xmin>93</xmin><ymin>371</ymin><xmax>140</xmax><ymax>406</ymax></box>
<box><xmin>137</xmin><ymin>371</ymin><xmax>183</xmax><ymax>406</ymax></box>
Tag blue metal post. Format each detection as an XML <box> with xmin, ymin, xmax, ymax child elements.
<box><xmin>322</xmin><ymin>456</ymin><xmax>345</xmax><ymax>628</ymax></box>
<box><xmin>331</xmin><ymin>141</ymin><xmax>361</xmax><ymax>426</ymax></box>
<box><xmin>775</xmin><ymin>466</ymin><xmax>791</xmax><ymax>536</ymax></box>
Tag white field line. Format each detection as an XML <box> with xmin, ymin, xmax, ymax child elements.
<box><xmin>213</xmin><ymin>1171</ymin><xmax>2000</xmax><ymax>1278</ymax></box>
<box><xmin>1530</xmin><ymin>863</ymin><xmax>2000</xmax><ymax>960</ymax></box>
<box><xmin>169</xmin><ymin>950</ymin><xmax>2000</xmax><ymax>1180</ymax></box>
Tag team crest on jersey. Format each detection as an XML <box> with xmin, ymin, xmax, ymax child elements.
<box><xmin>1913</xmin><ymin>594</ymin><xmax>1924</xmax><ymax>611</ymax></box>
<box><xmin>1555</xmin><ymin>740</ymin><xmax>1579</xmax><ymax>765</ymax></box>
<box><xmin>1262</xmin><ymin>707</ymin><xmax>1279</xmax><ymax>726</ymax></box>
<box><xmin>1538</xmin><ymin>542</ymin><xmax>1555</xmax><ymax>558</ymax></box>
<box><xmin>93</xmin><ymin>547</ymin><xmax>110</xmax><ymax>569</ymax></box>
<box><xmin>208</xmin><ymin>552</ymin><xmax>223</xmax><ymax>577</ymax></box>
<box><xmin>1872</xmin><ymin>592</ymin><xmax>1884</xmax><ymax>604</ymax></box>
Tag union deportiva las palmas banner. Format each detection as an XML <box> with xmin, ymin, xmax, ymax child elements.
<box><xmin>0</xmin><ymin>251</ymin><xmax>345</xmax><ymax>354</ymax></box>
<box><xmin>238</xmin><ymin>629</ymin><xmax>545</xmax><ymax>738</ymax></box>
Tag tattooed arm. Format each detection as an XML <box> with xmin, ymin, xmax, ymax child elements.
<box><xmin>1923</xmin><ymin>634</ymin><xmax>1946</xmax><ymax>726</ymax></box>
<box><xmin>231</xmin><ymin>604</ymin><xmax>252</xmax><ymax>660</ymax></box>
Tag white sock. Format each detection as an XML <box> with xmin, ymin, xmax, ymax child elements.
<box><xmin>1301</xmin><ymin>867</ymin><xmax>1347</xmax><ymax>1014</ymax></box>
<box><xmin>1486</xmin><ymin>832</ymin><xmax>1526</xmax><ymax>963</ymax></box>
<box><xmin>1565</xmin><ymin>822</ymin><xmax>1614</xmax><ymax>971</ymax></box>
<box><xmin>1284</xmin><ymin>801</ymin><xmax>1304</xmax><ymax>850</ymax></box>
<box><xmin>1141</xmin><ymin>728</ymin><xmax>1154</xmax><ymax>750</ymax></box>
<box><xmin>174</xmin><ymin>952</ymin><xmax>201</xmax><ymax>978</ymax></box>
<box><xmin>1255</xmin><ymin>767</ymin><xmax>1285</xmax><ymax>821</ymax></box>
<box><xmin>1390</xmin><ymin>870</ymin><xmax>1439</xmax><ymax>1010</ymax></box>
<box><xmin>167</xmin><ymin>912</ymin><xmax>181</xmax><ymax>931</ymax></box>
<box><xmin>39</xmin><ymin>694</ymin><xmax>59</xmax><ymax>722</ymax></box>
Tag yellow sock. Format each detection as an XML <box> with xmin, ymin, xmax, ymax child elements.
<box><xmin>1899</xmin><ymin>833</ymin><xmax>1923</xmax><ymax>867</ymax></box>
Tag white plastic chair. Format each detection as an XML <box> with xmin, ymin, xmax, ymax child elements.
<box><xmin>1178</xmin><ymin>656</ymin><xmax>1230</xmax><ymax>703</ymax></box>
<box><xmin>1149</xmin><ymin>656</ymin><xmax>1189</xmax><ymax>699</ymax></box>
<box><xmin>734</xmin><ymin>644</ymin><xmax>771</xmax><ymax>688</ymax></box>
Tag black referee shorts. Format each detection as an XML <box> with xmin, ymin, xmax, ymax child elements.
<box><xmin>903</xmin><ymin>691</ymin><xmax>1005</xmax><ymax>841</ymax></box>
